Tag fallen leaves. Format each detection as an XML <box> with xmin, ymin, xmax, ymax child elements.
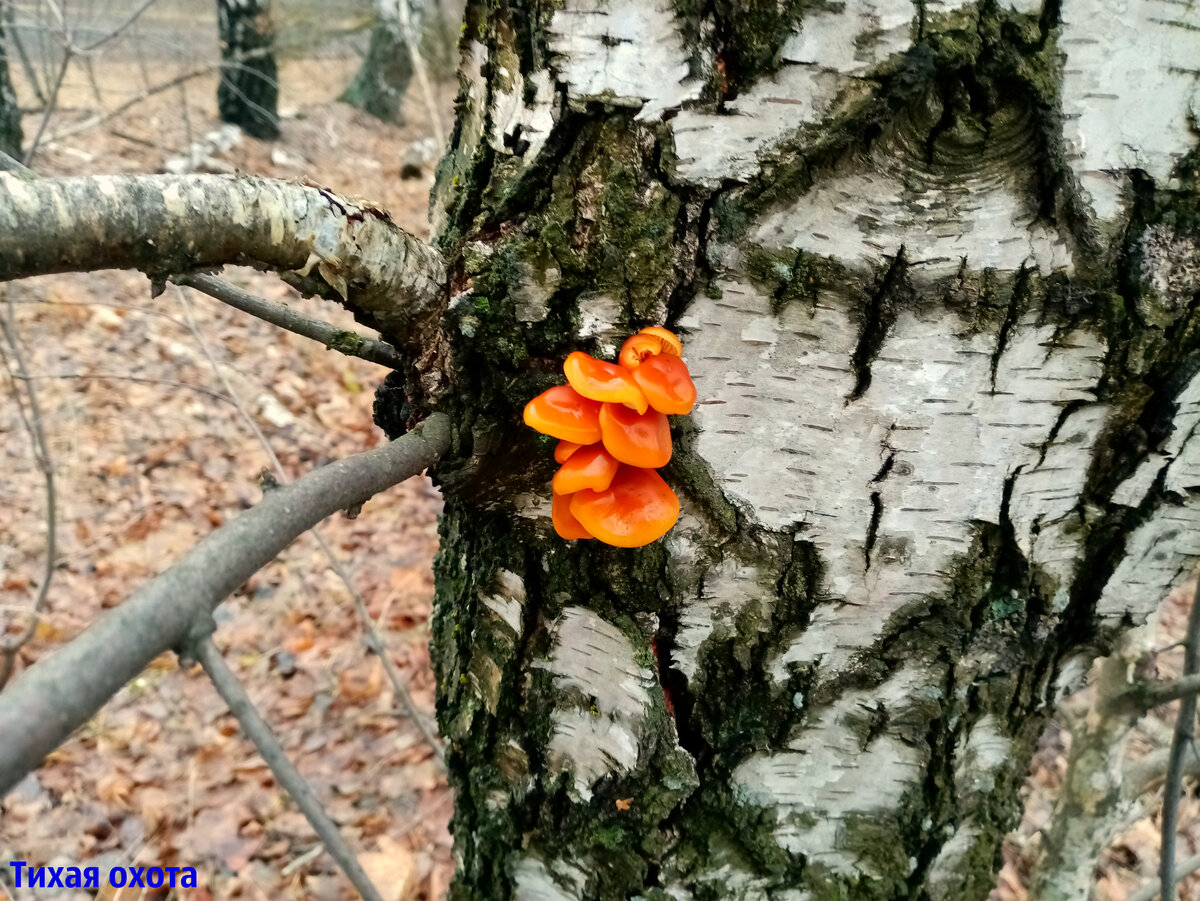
<box><xmin>0</xmin><ymin>104</ymin><xmax>452</xmax><ymax>898</ymax></box>
<box><xmin>360</xmin><ymin>836</ymin><xmax>419</xmax><ymax>901</ymax></box>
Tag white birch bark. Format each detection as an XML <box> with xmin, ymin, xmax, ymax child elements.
<box><xmin>427</xmin><ymin>0</ymin><xmax>1200</xmax><ymax>896</ymax></box>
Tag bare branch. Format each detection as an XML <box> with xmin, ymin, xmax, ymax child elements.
<box><xmin>1130</xmin><ymin>850</ymin><xmax>1200</xmax><ymax>901</ymax></box>
<box><xmin>0</xmin><ymin>150</ymin><xmax>33</xmax><ymax>175</ymax></box>
<box><xmin>1124</xmin><ymin>743</ymin><xmax>1200</xmax><ymax>798</ymax></box>
<box><xmin>77</xmin><ymin>0</ymin><xmax>160</xmax><ymax>54</ymax></box>
<box><xmin>321</xmin><ymin>536</ymin><xmax>445</xmax><ymax>763</ymax></box>
<box><xmin>1161</xmin><ymin>577</ymin><xmax>1200</xmax><ymax>900</ymax></box>
<box><xmin>174</xmin><ymin>272</ymin><xmax>407</xmax><ymax>370</ymax></box>
<box><xmin>0</xmin><ymin>298</ymin><xmax>57</xmax><ymax>690</ymax></box>
<box><xmin>14</xmin><ymin>371</ymin><xmax>238</xmax><ymax>404</ymax></box>
<box><xmin>1106</xmin><ymin>672</ymin><xmax>1200</xmax><ymax>717</ymax></box>
<box><xmin>175</xmin><ymin>286</ymin><xmax>443</xmax><ymax>760</ymax></box>
<box><xmin>1030</xmin><ymin>628</ymin><xmax>1159</xmax><ymax>900</ymax></box>
<box><xmin>22</xmin><ymin>50</ymin><xmax>69</xmax><ymax>166</ymax></box>
<box><xmin>0</xmin><ymin>173</ymin><xmax>447</xmax><ymax>353</ymax></box>
<box><xmin>190</xmin><ymin>634</ymin><xmax>386</xmax><ymax>901</ymax></box>
<box><xmin>0</xmin><ymin>413</ymin><xmax>451</xmax><ymax>795</ymax></box>
<box><xmin>5</xmin><ymin>0</ymin><xmax>46</xmax><ymax>105</ymax></box>
<box><xmin>44</xmin><ymin>48</ymin><xmax>273</xmax><ymax>144</ymax></box>
<box><xmin>396</xmin><ymin>0</ymin><xmax>445</xmax><ymax>148</ymax></box>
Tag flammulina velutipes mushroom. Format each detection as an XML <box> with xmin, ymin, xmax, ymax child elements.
<box><xmin>523</xmin><ymin>327</ymin><xmax>697</xmax><ymax>547</ymax></box>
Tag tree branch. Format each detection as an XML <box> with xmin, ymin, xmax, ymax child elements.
<box><xmin>174</xmin><ymin>272</ymin><xmax>406</xmax><ymax>369</ymax></box>
<box><xmin>0</xmin><ymin>173</ymin><xmax>447</xmax><ymax>352</ymax></box>
<box><xmin>1161</xmin><ymin>577</ymin><xmax>1200</xmax><ymax>900</ymax></box>
<box><xmin>0</xmin><ymin>414</ymin><xmax>450</xmax><ymax>795</ymax></box>
<box><xmin>1030</xmin><ymin>628</ymin><xmax>1158</xmax><ymax>901</ymax></box>
<box><xmin>0</xmin><ymin>299</ymin><xmax>57</xmax><ymax>690</ymax></box>
<box><xmin>174</xmin><ymin>286</ymin><xmax>443</xmax><ymax>761</ymax></box>
<box><xmin>1106</xmin><ymin>672</ymin><xmax>1200</xmax><ymax>716</ymax></box>
<box><xmin>190</xmin><ymin>633</ymin><xmax>386</xmax><ymax>901</ymax></box>
<box><xmin>0</xmin><ymin>150</ymin><xmax>33</xmax><ymax>176</ymax></box>
<box><xmin>1131</xmin><ymin>850</ymin><xmax>1200</xmax><ymax>901</ymax></box>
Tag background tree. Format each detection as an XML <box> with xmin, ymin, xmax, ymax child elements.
<box><xmin>0</xmin><ymin>2</ymin><xmax>22</xmax><ymax>159</ymax></box>
<box><xmin>1</xmin><ymin>1</ymin><xmax>1199</xmax><ymax>900</ymax></box>
<box><xmin>341</xmin><ymin>0</ymin><xmax>426</xmax><ymax>124</ymax></box>
<box><xmin>216</xmin><ymin>0</ymin><xmax>279</xmax><ymax>140</ymax></box>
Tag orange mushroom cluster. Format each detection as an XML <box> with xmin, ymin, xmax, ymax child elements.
<box><xmin>523</xmin><ymin>326</ymin><xmax>697</xmax><ymax>547</ymax></box>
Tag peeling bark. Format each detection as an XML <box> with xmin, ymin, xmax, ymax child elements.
<box><xmin>405</xmin><ymin>0</ymin><xmax>1200</xmax><ymax>897</ymax></box>
<box><xmin>0</xmin><ymin>173</ymin><xmax>446</xmax><ymax>359</ymax></box>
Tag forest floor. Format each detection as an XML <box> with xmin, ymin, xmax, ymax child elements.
<box><xmin>0</xmin><ymin>17</ymin><xmax>458</xmax><ymax>900</ymax></box>
<box><xmin>1</xmin><ymin>4</ymin><xmax>1198</xmax><ymax>901</ymax></box>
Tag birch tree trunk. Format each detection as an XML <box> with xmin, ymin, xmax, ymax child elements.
<box><xmin>0</xmin><ymin>2</ymin><xmax>21</xmax><ymax>158</ymax></box>
<box><xmin>216</xmin><ymin>0</ymin><xmax>279</xmax><ymax>140</ymax></box>
<box><xmin>341</xmin><ymin>0</ymin><xmax>426</xmax><ymax>124</ymax></box>
<box><xmin>386</xmin><ymin>0</ymin><xmax>1200</xmax><ymax>898</ymax></box>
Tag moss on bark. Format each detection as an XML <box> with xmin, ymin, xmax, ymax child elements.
<box><xmin>376</xmin><ymin>1</ymin><xmax>1200</xmax><ymax>897</ymax></box>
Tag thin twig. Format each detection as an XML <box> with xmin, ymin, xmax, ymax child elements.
<box><xmin>1131</xmin><ymin>850</ymin><xmax>1200</xmax><ymax>901</ymax></box>
<box><xmin>174</xmin><ymin>272</ymin><xmax>406</xmax><ymax>370</ymax></box>
<box><xmin>190</xmin><ymin>634</ymin><xmax>386</xmax><ymax>901</ymax></box>
<box><xmin>0</xmin><ymin>296</ymin><xmax>57</xmax><ymax>690</ymax></box>
<box><xmin>1107</xmin><ymin>672</ymin><xmax>1200</xmax><ymax>716</ymax></box>
<box><xmin>279</xmin><ymin>843</ymin><xmax>325</xmax><ymax>877</ymax></box>
<box><xmin>0</xmin><ymin>149</ymin><xmax>34</xmax><ymax>175</ymax></box>
<box><xmin>0</xmin><ymin>413</ymin><xmax>450</xmax><ymax>793</ymax></box>
<box><xmin>14</xmin><ymin>371</ymin><xmax>236</xmax><ymax>404</ymax></box>
<box><xmin>6</xmin><ymin>0</ymin><xmax>47</xmax><ymax>105</ymax></box>
<box><xmin>317</xmin><ymin>536</ymin><xmax>445</xmax><ymax>763</ymax></box>
<box><xmin>1161</xmin><ymin>576</ymin><xmax>1200</xmax><ymax>900</ymax></box>
<box><xmin>397</xmin><ymin>0</ymin><xmax>444</xmax><ymax>148</ymax></box>
<box><xmin>77</xmin><ymin>0</ymin><xmax>159</xmax><ymax>53</ymax></box>
<box><xmin>23</xmin><ymin>49</ymin><xmax>70</xmax><ymax>166</ymax></box>
<box><xmin>44</xmin><ymin>47</ymin><xmax>274</xmax><ymax>144</ymax></box>
<box><xmin>175</xmin><ymin>287</ymin><xmax>443</xmax><ymax>763</ymax></box>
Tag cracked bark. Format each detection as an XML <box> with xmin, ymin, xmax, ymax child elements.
<box><xmin>400</xmin><ymin>1</ymin><xmax>1200</xmax><ymax>898</ymax></box>
<box><xmin>0</xmin><ymin>173</ymin><xmax>447</xmax><ymax>358</ymax></box>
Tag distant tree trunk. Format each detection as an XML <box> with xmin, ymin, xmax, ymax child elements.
<box><xmin>0</xmin><ymin>2</ymin><xmax>21</xmax><ymax>158</ymax></box>
<box><xmin>387</xmin><ymin>0</ymin><xmax>1200</xmax><ymax>899</ymax></box>
<box><xmin>216</xmin><ymin>0</ymin><xmax>279</xmax><ymax>140</ymax></box>
<box><xmin>341</xmin><ymin>0</ymin><xmax>425</xmax><ymax>124</ymax></box>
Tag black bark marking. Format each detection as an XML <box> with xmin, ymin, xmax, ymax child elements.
<box><xmin>990</xmin><ymin>265</ymin><xmax>1031</xmax><ymax>393</ymax></box>
<box><xmin>865</xmin><ymin>491</ymin><xmax>884</xmax><ymax>572</ymax></box>
<box><xmin>848</xmin><ymin>248</ymin><xmax>908</xmax><ymax>403</ymax></box>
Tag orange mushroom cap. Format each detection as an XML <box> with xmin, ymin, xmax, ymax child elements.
<box><xmin>553</xmin><ymin>492</ymin><xmax>594</xmax><ymax>540</ymax></box>
<box><xmin>619</xmin><ymin>333</ymin><xmax>663</xmax><ymax>370</ymax></box>
<box><xmin>631</xmin><ymin>353</ymin><xmax>697</xmax><ymax>415</ymax></box>
<box><xmin>638</xmin><ymin>326</ymin><xmax>682</xmax><ymax>356</ymax></box>
<box><xmin>599</xmin><ymin>403</ymin><xmax>672</xmax><ymax>469</ymax></box>
<box><xmin>564</xmin><ymin>351</ymin><xmax>649</xmax><ymax>414</ymax></box>
<box><xmin>569</xmin><ymin>466</ymin><xmax>680</xmax><ymax>548</ymax></box>
<box><xmin>554</xmin><ymin>440</ymin><xmax>584</xmax><ymax>464</ymax></box>
<box><xmin>524</xmin><ymin>384</ymin><xmax>603</xmax><ymax>445</ymax></box>
<box><xmin>552</xmin><ymin>445</ymin><xmax>620</xmax><ymax>495</ymax></box>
